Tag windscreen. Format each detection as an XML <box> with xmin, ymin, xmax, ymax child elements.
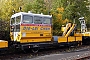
<box><xmin>23</xmin><ymin>15</ymin><xmax>33</xmax><ymax>24</ymax></box>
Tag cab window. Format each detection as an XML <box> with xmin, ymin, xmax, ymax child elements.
<box><xmin>34</xmin><ymin>16</ymin><xmax>42</xmax><ymax>24</ymax></box>
<box><xmin>43</xmin><ymin>17</ymin><xmax>51</xmax><ymax>24</ymax></box>
<box><xmin>23</xmin><ymin>15</ymin><xmax>33</xmax><ymax>24</ymax></box>
<box><xmin>11</xmin><ymin>17</ymin><xmax>15</xmax><ymax>25</ymax></box>
<box><xmin>16</xmin><ymin>16</ymin><xmax>21</xmax><ymax>24</ymax></box>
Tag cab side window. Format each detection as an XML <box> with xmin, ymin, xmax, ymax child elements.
<box><xmin>34</xmin><ymin>16</ymin><xmax>42</xmax><ymax>24</ymax></box>
<box><xmin>23</xmin><ymin>15</ymin><xmax>33</xmax><ymax>24</ymax></box>
<box><xmin>43</xmin><ymin>17</ymin><xmax>51</xmax><ymax>24</ymax></box>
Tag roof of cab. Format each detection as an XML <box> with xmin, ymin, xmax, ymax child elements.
<box><xmin>11</xmin><ymin>11</ymin><xmax>52</xmax><ymax>18</ymax></box>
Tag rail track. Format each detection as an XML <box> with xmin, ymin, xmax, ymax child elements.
<box><xmin>0</xmin><ymin>45</ymin><xmax>90</xmax><ymax>60</ymax></box>
<box><xmin>60</xmin><ymin>52</ymin><xmax>90</xmax><ymax>60</ymax></box>
<box><xmin>76</xmin><ymin>56</ymin><xmax>90</xmax><ymax>60</ymax></box>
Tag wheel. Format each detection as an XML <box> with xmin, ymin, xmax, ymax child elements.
<box><xmin>32</xmin><ymin>48</ymin><xmax>39</xmax><ymax>53</ymax></box>
<box><xmin>78</xmin><ymin>41</ymin><xmax>82</xmax><ymax>46</ymax></box>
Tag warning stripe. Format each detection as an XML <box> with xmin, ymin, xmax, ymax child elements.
<box><xmin>21</xmin><ymin>24</ymin><xmax>51</xmax><ymax>26</ymax></box>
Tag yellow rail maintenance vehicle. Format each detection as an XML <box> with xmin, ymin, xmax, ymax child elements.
<box><xmin>0</xmin><ymin>11</ymin><xmax>84</xmax><ymax>53</ymax></box>
<box><xmin>10</xmin><ymin>11</ymin><xmax>53</xmax><ymax>52</ymax></box>
<box><xmin>9</xmin><ymin>11</ymin><xmax>84</xmax><ymax>52</ymax></box>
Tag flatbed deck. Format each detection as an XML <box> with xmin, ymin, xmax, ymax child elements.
<box><xmin>0</xmin><ymin>40</ymin><xmax>8</xmax><ymax>49</ymax></box>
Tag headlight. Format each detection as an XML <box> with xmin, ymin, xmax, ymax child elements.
<box><xmin>22</xmin><ymin>32</ymin><xmax>26</xmax><ymax>37</ymax></box>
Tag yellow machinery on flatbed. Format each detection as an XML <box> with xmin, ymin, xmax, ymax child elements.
<box><xmin>58</xmin><ymin>17</ymin><xmax>90</xmax><ymax>46</ymax></box>
<box><xmin>78</xmin><ymin>17</ymin><xmax>90</xmax><ymax>45</ymax></box>
<box><xmin>58</xmin><ymin>22</ymin><xmax>82</xmax><ymax>46</ymax></box>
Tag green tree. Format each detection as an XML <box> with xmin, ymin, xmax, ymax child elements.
<box><xmin>0</xmin><ymin>0</ymin><xmax>90</xmax><ymax>35</ymax></box>
<box><xmin>0</xmin><ymin>0</ymin><xmax>24</xmax><ymax>21</ymax></box>
<box><xmin>0</xmin><ymin>0</ymin><xmax>24</xmax><ymax>31</ymax></box>
<box><xmin>24</xmin><ymin>0</ymin><xmax>47</xmax><ymax>14</ymax></box>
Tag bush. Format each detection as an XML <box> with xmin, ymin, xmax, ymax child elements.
<box><xmin>0</xmin><ymin>20</ymin><xmax>10</xmax><ymax>41</ymax></box>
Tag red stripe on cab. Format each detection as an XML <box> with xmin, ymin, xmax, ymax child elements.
<box><xmin>21</xmin><ymin>24</ymin><xmax>51</xmax><ymax>26</ymax></box>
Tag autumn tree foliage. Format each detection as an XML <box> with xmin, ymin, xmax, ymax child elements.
<box><xmin>0</xmin><ymin>0</ymin><xmax>90</xmax><ymax>35</ymax></box>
